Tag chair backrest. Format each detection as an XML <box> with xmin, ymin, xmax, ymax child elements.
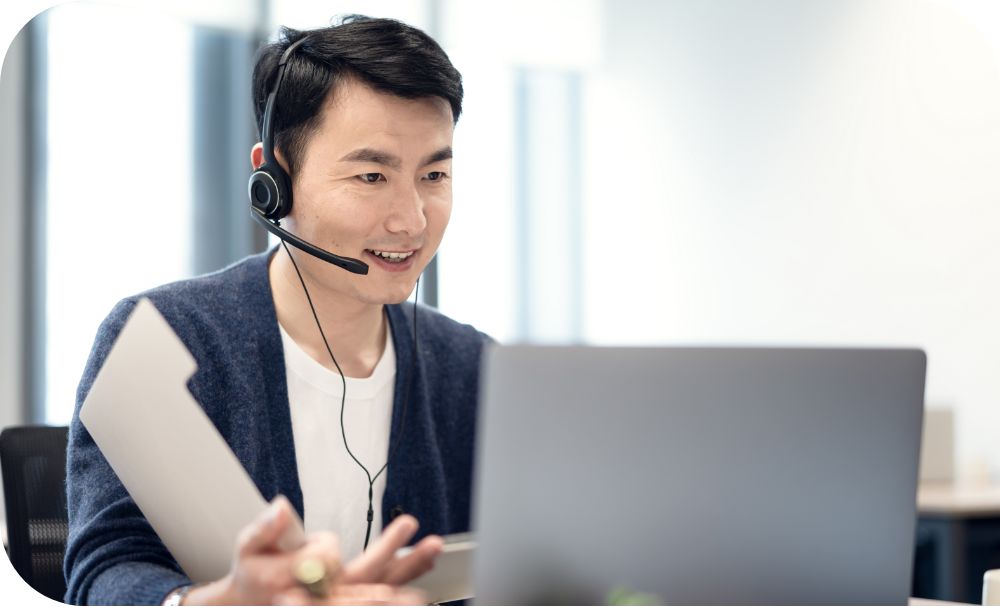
<box><xmin>0</xmin><ymin>425</ymin><xmax>69</xmax><ymax>602</ymax></box>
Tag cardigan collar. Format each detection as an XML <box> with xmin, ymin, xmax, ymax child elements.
<box><xmin>240</xmin><ymin>248</ymin><xmax>441</xmax><ymax>538</ymax></box>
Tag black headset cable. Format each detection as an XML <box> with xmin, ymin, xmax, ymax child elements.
<box><xmin>280</xmin><ymin>239</ymin><xmax>418</xmax><ymax>552</ymax></box>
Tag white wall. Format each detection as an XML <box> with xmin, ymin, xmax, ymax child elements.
<box><xmin>582</xmin><ymin>0</ymin><xmax>1000</xmax><ymax>477</ymax></box>
<box><xmin>437</xmin><ymin>0</ymin><xmax>603</xmax><ymax>340</ymax></box>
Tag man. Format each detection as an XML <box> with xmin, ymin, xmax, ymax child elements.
<box><xmin>64</xmin><ymin>15</ymin><xmax>489</xmax><ymax>605</ymax></box>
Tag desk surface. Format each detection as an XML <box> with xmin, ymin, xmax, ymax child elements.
<box><xmin>918</xmin><ymin>481</ymin><xmax>1000</xmax><ymax>517</ymax></box>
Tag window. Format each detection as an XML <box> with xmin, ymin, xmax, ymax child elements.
<box><xmin>43</xmin><ymin>3</ymin><xmax>194</xmax><ymax>423</ymax></box>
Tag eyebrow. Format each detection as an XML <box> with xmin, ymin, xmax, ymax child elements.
<box><xmin>339</xmin><ymin>146</ymin><xmax>452</xmax><ymax>170</ymax></box>
<box><xmin>423</xmin><ymin>147</ymin><xmax>453</xmax><ymax>165</ymax></box>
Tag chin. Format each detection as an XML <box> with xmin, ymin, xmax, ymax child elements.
<box><xmin>357</xmin><ymin>282</ymin><xmax>417</xmax><ymax>306</ymax></box>
<box><xmin>386</xmin><ymin>285</ymin><xmax>418</xmax><ymax>305</ymax></box>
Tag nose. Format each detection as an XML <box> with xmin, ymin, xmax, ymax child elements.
<box><xmin>384</xmin><ymin>181</ymin><xmax>427</xmax><ymax>236</ymax></box>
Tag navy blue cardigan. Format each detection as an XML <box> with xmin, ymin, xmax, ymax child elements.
<box><xmin>63</xmin><ymin>249</ymin><xmax>490</xmax><ymax>605</ymax></box>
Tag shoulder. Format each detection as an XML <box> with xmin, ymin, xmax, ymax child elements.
<box><xmin>86</xmin><ymin>251</ymin><xmax>274</xmax><ymax>369</ymax></box>
<box><xmin>143</xmin><ymin>250</ymin><xmax>271</xmax><ymax>325</ymax></box>
<box><xmin>392</xmin><ymin>303</ymin><xmax>493</xmax><ymax>358</ymax></box>
<box><xmin>386</xmin><ymin>303</ymin><xmax>493</xmax><ymax>407</ymax></box>
<box><xmin>105</xmin><ymin>251</ymin><xmax>270</xmax><ymax>330</ymax></box>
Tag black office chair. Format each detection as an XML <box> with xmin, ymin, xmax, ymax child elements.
<box><xmin>0</xmin><ymin>425</ymin><xmax>69</xmax><ymax>602</ymax></box>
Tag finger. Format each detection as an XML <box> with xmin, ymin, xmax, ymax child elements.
<box><xmin>236</xmin><ymin>495</ymin><xmax>293</xmax><ymax>558</ymax></box>
<box><xmin>382</xmin><ymin>534</ymin><xmax>443</xmax><ymax>586</ymax></box>
<box><xmin>276</xmin><ymin>584</ymin><xmax>412</xmax><ymax>606</ymax></box>
<box><xmin>273</xmin><ymin>587</ymin><xmax>313</xmax><ymax>605</ymax></box>
<box><xmin>294</xmin><ymin>531</ymin><xmax>343</xmax><ymax>594</ymax></box>
<box><xmin>341</xmin><ymin>514</ymin><xmax>419</xmax><ymax>583</ymax></box>
<box><xmin>277</xmin><ymin>583</ymin><xmax>429</xmax><ymax>606</ymax></box>
<box><xmin>328</xmin><ymin>583</ymin><xmax>426</xmax><ymax>606</ymax></box>
<box><xmin>389</xmin><ymin>587</ymin><xmax>429</xmax><ymax>606</ymax></box>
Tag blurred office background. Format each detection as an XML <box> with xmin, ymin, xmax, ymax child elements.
<box><xmin>1</xmin><ymin>0</ymin><xmax>1000</xmax><ymax>597</ymax></box>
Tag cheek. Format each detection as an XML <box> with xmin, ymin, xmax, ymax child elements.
<box><xmin>426</xmin><ymin>192</ymin><xmax>453</xmax><ymax>235</ymax></box>
<box><xmin>296</xmin><ymin>184</ymin><xmax>376</xmax><ymax>236</ymax></box>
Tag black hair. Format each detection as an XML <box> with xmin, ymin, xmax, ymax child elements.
<box><xmin>252</xmin><ymin>15</ymin><xmax>464</xmax><ymax>177</ymax></box>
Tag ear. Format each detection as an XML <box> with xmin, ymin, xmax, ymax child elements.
<box><xmin>250</xmin><ymin>142</ymin><xmax>264</xmax><ymax>170</ymax></box>
<box><xmin>251</xmin><ymin>142</ymin><xmax>291</xmax><ymax>174</ymax></box>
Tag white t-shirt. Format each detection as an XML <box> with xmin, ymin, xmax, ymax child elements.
<box><xmin>280</xmin><ymin>323</ymin><xmax>396</xmax><ymax>562</ymax></box>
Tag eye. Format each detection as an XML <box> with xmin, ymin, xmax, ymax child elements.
<box><xmin>358</xmin><ymin>173</ymin><xmax>385</xmax><ymax>184</ymax></box>
<box><xmin>424</xmin><ymin>171</ymin><xmax>448</xmax><ymax>182</ymax></box>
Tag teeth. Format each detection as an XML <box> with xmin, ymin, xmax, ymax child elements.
<box><xmin>370</xmin><ymin>250</ymin><xmax>414</xmax><ymax>262</ymax></box>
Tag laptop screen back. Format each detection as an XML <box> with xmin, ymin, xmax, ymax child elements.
<box><xmin>472</xmin><ymin>347</ymin><xmax>925</xmax><ymax>605</ymax></box>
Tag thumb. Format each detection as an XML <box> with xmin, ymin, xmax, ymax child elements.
<box><xmin>236</xmin><ymin>495</ymin><xmax>293</xmax><ymax>558</ymax></box>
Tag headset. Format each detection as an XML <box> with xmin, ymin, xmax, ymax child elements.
<box><xmin>248</xmin><ymin>37</ymin><xmax>369</xmax><ymax>275</ymax></box>
<box><xmin>249</xmin><ymin>36</ymin><xmax>421</xmax><ymax>552</ymax></box>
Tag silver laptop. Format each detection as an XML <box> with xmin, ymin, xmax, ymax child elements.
<box><xmin>471</xmin><ymin>347</ymin><xmax>925</xmax><ymax>605</ymax></box>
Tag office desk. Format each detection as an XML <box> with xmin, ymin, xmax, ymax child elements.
<box><xmin>914</xmin><ymin>482</ymin><xmax>1000</xmax><ymax>604</ymax></box>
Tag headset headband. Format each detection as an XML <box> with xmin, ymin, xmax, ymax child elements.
<box><xmin>260</xmin><ymin>37</ymin><xmax>309</xmax><ymax>168</ymax></box>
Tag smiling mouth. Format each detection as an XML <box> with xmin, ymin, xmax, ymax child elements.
<box><xmin>365</xmin><ymin>249</ymin><xmax>416</xmax><ymax>264</ymax></box>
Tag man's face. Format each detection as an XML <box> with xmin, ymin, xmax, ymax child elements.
<box><xmin>280</xmin><ymin>77</ymin><xmax>454</xmax><ymax>305</ymax></box>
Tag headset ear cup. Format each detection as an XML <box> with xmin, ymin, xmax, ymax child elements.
<box><xmin>248</xmin><ymin>166</ymin><xmax>291</xmax><ymax>220</ymax></box>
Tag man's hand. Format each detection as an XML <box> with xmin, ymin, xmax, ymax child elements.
<box><xmin>271</xmin><ymin>513</ymin><xmax>445</xmax><ymax>605</ymax></box>
<box><xmin>177</xmin><ymin>497</ymin><xmax>443</xmax><ymax>605</ymax></box>
<box><xmin>342</xmin><ymin>513</ymin><xmax>444</xmax><ymax>585</ymax></box>
<box><xmin>180</xmin><ymin>495</ymin><xmax>339</xmax><ymax>605</ymax></box>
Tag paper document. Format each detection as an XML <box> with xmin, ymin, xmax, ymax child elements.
<box><xmin>80</xmin><ymin>297</ymin><xmax>475</xmax><ymax>602</ymax></box>
<box><xmin>80</xmin><ymin>297</ymin><xmax>306</xmax><ymax>582</ymax></box>
<box><xmin>402</xmin><ymin>533</ymin><xmax>476</xmax><ymax>603</ymax></box>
